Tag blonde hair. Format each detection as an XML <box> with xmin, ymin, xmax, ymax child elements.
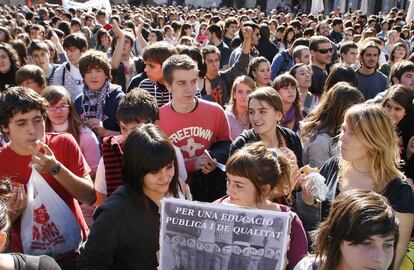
<box><xmin>339</xmin><ymin>104</ymin><xmax>404</xmax><ymax>192</ymax></box>
<box><xmin>226</xmin><ymin>75</ymin><xmax>256</xmax><ymax>116</ymax></box>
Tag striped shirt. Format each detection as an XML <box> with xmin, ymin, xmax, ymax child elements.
<box><xmin>138</xmin><ymin>79</ymin><xmax>172</xmax><ymax>107</ymax></box>
<box><xmin>138</xmin><ymin>78</ymin><xmax>202</xmax><ymax>107</ymax></box>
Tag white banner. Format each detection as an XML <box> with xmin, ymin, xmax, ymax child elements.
<box><xmin>62</xmin><ymin>0</ymin><xmax>112</xmax><ymax>14</ymax></box>
<box><xmin>407</xmin><ymin>0</ymin><xmax>414</xmax><ymax>24</ymax></box>
<box><xmin>310</xmin><ymin>0</ymin><xmax>324</xmax><ymax>15</ymax></box>
<box><xmin>160</xmin><ymin>198</ymin><xmax>292</xmax><ymax>270</ymax></box>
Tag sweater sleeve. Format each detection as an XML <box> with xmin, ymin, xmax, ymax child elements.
<box><xmin>228</xmin><ymin>49</ymin><xmax>238</xmax><ymax>66</ymax></box>
<box><xmin>286</xmin><ymin>214</ymin><xmax>308</xmax><ymax>270</ymax></box>
<box><xmin>295</xmin><ymin>192</ymin><xmax>321</xmax><ymax>232</ymax></box>
<box><xmin>79</xmin><ymin>128</ymin><xmax>101</xmax><ymax>175</ymax></box>
<box><xmin>221</xmin><ymin>52</ymin><xmax>249</xmax><ymax>86</ymax></box>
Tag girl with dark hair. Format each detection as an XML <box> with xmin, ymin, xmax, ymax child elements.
<box><xmin>218</xmin><ymin>142</ymin><xmax>308</xmax><ymax>270</ymax></box>
<box><xmin>95</xmin><ymin>28</ymin><xmax>112</xmax><ymax>53</ymax></box>
<box><xmin>156</xmin><ymin>17</ymin><xmax>166</xmax><ymax>29</ymax></box>
<box><xmin>247</xmin><ymin>56</ymin><xmax>271</xmax><ymax>87</ymax></box>
<box><xmin>272</xmin><ymin>74</ymin><xmax>303</xmax><ymax>133</ymax></box>
<box><xmin>294</xmin><ymin>190</ymin><xmax>399</xmax><ymax>270</ymax></box>
<box><xmin>42</xmin><ymin>85</ymin><xmax>100</xmax><ymax>176</ymax></box>
<box><xmin>0</xmin><ymin>26</ymin><xmax>13</xmax><ymax>43</ymax></box>
<box><xmin>290</xmin><ymin>63</ymin><xmax>319</xmax><ymax>115</ymax></box>
<box><xmin>301</xmin><ymin>82</ymin><xmax>364</xmax><ymax>168</ymax></box>
<box><xmin>78</xmin><ymin>124</ymin><xmax>181</xmax><ymax>269</ymax></box>
<box><xmin>10</xmin><ymin>39</ymin><xmax>28</xmax><ymax>66</ymax></box>
<box><xmin>0</xmin><ymin>43</ymin><xmax>21</xmax><ymax>92</ymax></box>
<box><xmin>382</xmin><ymin>85</ymin><xmax>414</xmax><ymax>179</ymax></box>
<box><xmin>280</xmin><ymin>26</ymin><xmax>296</xmax><ymax>50</ymax></box>
<box><xmin>148</xmin><ymin>29</ymin><xmax>164</xmax><ymax>44</ymax></box>
<box><xmin>179</xmin><ymin>23</ymin><xmax>194</xmax><ymax>39</ymax></box>
<box><xmin>322</xmin><ymin>64</ymin><xmax>358</xmax><ymax>94</ymax></box>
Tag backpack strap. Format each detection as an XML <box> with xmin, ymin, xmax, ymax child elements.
<box><xmin>46</xmin><ymin>65</ymin><xmax>58</xmax><ymax>85</ymax></box>
<box><xmin>62</xmin><ymin>62</ymin><xmax>70</xmax><ymax>86</ymax></box>
<box><xmin>62</xmin><ymin>64</ymin><xmax>66</xmax><ymax>86</ymax></box>
<box><xmin>24</xmin><ymin>255</ymin><xmax>40</xmax><ymax>270</ymax></box>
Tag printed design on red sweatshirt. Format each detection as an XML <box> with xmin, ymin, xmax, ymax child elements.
<box><xmin>169</xmin><ymin>126</ymin><xmax>213</xmax><ymax>158</ymax></box>
<box><xmin>180</xmin><ymin>138</ymin><xmax>204</xmax><ymax>157</ymax></box>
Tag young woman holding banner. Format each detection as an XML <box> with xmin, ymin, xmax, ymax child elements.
<box><xmin>217</xmin><ymin>141</ymin><xmax>308</xmax><ymax>270</ymax></box>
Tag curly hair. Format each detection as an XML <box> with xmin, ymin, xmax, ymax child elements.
<box><xmin>0</xmin><ymin>43</ymin><xmax>21</xmax><ymax>74</ymax></box>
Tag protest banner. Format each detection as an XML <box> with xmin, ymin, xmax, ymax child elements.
<box><xmin>160</xmin><ymin>198</ymin><xmax>292</xmax><ymax>270</ymax></box>
<box><xmin>62</xmin><ymin>0</ymin><xmax>112</xmax><ymax>14</ymax></box>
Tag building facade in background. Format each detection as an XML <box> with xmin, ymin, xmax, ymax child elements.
<box><xmin>2</xmin><ymin>0</ymin><xmax>410</xmax><ymax>14</ymax></box>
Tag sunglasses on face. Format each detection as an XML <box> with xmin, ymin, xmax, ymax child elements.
<box><xmin>317</xmin><ymin>47</ymin><xmax>333</xmax><ymax>54</ymax></box>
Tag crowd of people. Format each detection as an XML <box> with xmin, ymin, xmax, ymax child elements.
<box><xmin>0</xmin><ymin>2</ymin><xmax>413</xmax><ymax>270</ymax></box>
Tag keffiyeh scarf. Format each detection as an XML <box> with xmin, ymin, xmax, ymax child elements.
<box><xmin>81</xmin><ymin>79</ymin><xmax>110</xmax><ymax>123</ymax></box>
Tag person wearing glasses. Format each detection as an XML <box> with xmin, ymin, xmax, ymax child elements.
<box><xmin>309</xmin><ymin>36</ymin><xmax>333</xmax><ymax>97</ymax></box>
<box><xmin>42</xmin><ymin>85</ymin><xmax>100</xmax><ymax>178</ymax></box>
<box><xmin>356</xmin><ymin>41</ymin><xmax>388</xmax><ymax>100</ymax></box>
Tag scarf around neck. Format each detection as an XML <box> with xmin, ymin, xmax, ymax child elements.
<box><xmin>81</xmin><ymin>79</ymin><xmax>110</xmax><ymax>123</ymax></box>
<box><xmin>282</xmin><ymin>105</ymin><xmax>302</xmax><ymax>132</ymax></box>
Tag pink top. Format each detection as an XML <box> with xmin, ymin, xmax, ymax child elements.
<box><xmin>225</xmin><ymin>110</ymin><xmax>246</xmax><ymax>141</ymax></box>
<box><xmin>79</xmin><ymin>127</ymin><xmax>101</xmax><ymax>175</ymax></box>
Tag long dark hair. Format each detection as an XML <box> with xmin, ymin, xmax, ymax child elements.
<box><xmin>122</xmin><ymin>124</ymin><xmax>179</xmax><ymax>207</ymax></box>
<box><xmin>301</xmin><ymin>82</ymin><xmax>364</xmax><ymax>143</ymax></box>
<box><xmin>282</xmin><ymin>26</ymin><xmax>295</xmax><ymax>48</ymax></box>
<box><xmin>382</xmin><ymin>84</ymin><xmax>414</xmax><ymax>141</ymax></box>
<box><xmin>323</xmin><ymin>64</ymin><xmax>359</xmax><ymax>94</ymax></box>
<box><xmin>313</xmin><ymin>190</ymin><xmax>399</xmax><ymax>270</ymax></box>
<box><xmin>0</xmin><ymin>43</ymin><xmax>21</xmax><ymax>74</ymax></box>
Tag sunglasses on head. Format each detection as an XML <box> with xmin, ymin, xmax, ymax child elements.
<box><xmin>317</xmin><ymin>47</ymin><xmax>333</xmax><ymax>54</ymax></box>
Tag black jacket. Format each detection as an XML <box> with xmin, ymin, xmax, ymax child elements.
<box><xmin>77</xmin><ymin>186</ymin><xmax>160</xmax><ymax>270</ymax></box>
<box><xmin>230</xmin><ymin>126</ymin><xmax>303</xmax><ymax>167</ymax></box>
